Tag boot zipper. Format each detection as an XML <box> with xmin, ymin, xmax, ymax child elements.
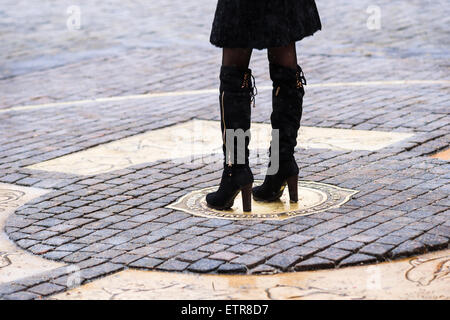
<box><xmin>221</xmin><ymin>91</ymin><xmax>226</xmax><ymax>144</ymax></box>
<box><xmin>275</xmin><ymin>86</ymin><xmax>280</xmax><ymax>96</ymax></box>
<box><xmin>221</xmin><ymin>91</ymin><xmax>233</xmax><ymax>170</ymax></box>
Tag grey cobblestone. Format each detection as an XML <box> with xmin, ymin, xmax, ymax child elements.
<box><xmin>93</xmin><ymin>249</ymin><xmax>125</xmax><ymax>260</ymax></box>
<box><xmin>42</xmin><ymin>251</ymin><xmax>72</xmax><ymax>260</ymax></box>
<box><xmin>415</xmin><ymin>233</ymin><xmax>449</xmax><ymax>250</ymax></box>
<box><xmin>28</xmin><ymin>283</ymin><xmax>65</xmax><ymax>296</ymax></box>
<box><xmin>128</xmin><ymin>257</ymin><xmax>163</xmax><ymax>269</ymax></box>
<box><xmin>0</xmin><ymin>283</ymin><xmax>26</xmax><ymax>296</ymax></box>
<box><xmin>28</xmin><ymin>244</ymin><xmax>55</xmax><ymax>255</ymax></box>
<box><xmin>295</xmin><ymin>257</ymin><xmax>335</xmax><ymax>271</ymax></box>
<box><xmin>208</xmin><ymin>251</ymin><xmax>239</xmax><ymax>262</ymax></box>
<box><xmin>268</xmin><ymin>239</ymin><xmax>300</xmax><ymax>251</ymax></box>
<box><xmin>251</xmin><ymin>264</ymin><xmax>278</xmax><ymax>274</ymax></box>
<box><xmin>216</xmin><ymin>235</ymin><xmax>246</xmax><ymax>246</ymax></box>
<box><xmin>198</xmin><ymin>243</ymin><xmax>228</xmax><ymax>253</ymax></box>
<box><xmin>217</xmin><ymin>263</ymin><xmax>247</xmax><ymax>274</ymax></box>
<box><xmin>302</xmin><ymin>236</ymin><xmax>340</xmax><ymax>249</ymax></box>
<box><xmin>62</xmin><ymin>251</ymin><xmax>93</xmax><ymax>263</ymax></box>
<box><xmin>389</xmin><ymin>240</ymin><xmax>429</xmax><ymax>258</ymax></box>
<box><xmin>156</xmin><ymin>259</ymin><xmax>190</xmax><ymax>272</ymax></box>
<box><xmin>79</xmin><ymin>262</ymin><xmax>124</xmax><ymax>281</ymax></box>
<box><xmin>2</xmin><ymin>291</ymin><xmax>40</xmax><ymax>300</ymax></box>
<box><xmin>316</xmin><ymin>248</ymin><xmax>352</xmax><ymax>263</ymax></box>
<box><xmin>227</xmin><ymin>243</ymin><xmax>257</xmax><ymax>254</ymax></box>
<box><xmin>284</xmin><ymin>246</ymin><xmax>320</xmax><ymax>258</ymax></box>
<box><xmin>246</xmin><ymin>236</ymin><xmax>276</xmax><ymax>246</ymax></box>
<box><xmin>111</xmin><ymin>253</ymin><xmax>141</xmax><ymax>265</ymax></box>
<box><xmin>231</xmin><ymin>254</ymin><xmax>266</xmax><ymax>268</ymax></box>
<box><xmin>187</xmin><ymin>259</ymin><xmax>223</xmax><ymax>273</ymax></box>
<box><xmin>339</xmin><ymin>253</ymin><xmax>378</xmax><ymax>267</ymax></box>
<box><xmin>266</xmin><ymin>254</ymin><xmax>302</xmax><ymax>271</ymax></box>
<box><xmin>359</xmin><ymin>243</ymin><xmax>395</xmax><ymax>258</ymax></box>
<box><xmin>333</xmin><ymin>240</ymin><xmax>365</xmax><ymax>252</ymax></box>
<box><xmin>282</xmin><ymin>234</ymin><xmax>314</xmax><ymax>244</ymax></box>
<box><xmin>177</xmin><ymin>251</ymin><xmax>210</xmax><ymax>263</ymax></box>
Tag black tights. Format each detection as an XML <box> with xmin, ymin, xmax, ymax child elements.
<box><xmin>222</xmin><ymin>42</ymin><xmax>298</xmax><ymax>70</ymax></box>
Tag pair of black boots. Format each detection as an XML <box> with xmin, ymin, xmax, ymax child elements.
<box><xmin>206</xmin><ymin>63</ymin><xmax>306</xmax><ymax>212</ymax></box>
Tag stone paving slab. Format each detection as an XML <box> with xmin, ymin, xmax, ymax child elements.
<box><xmin>0</xmin><ymin>184</ymin><xmax>65</xmax><ymax>283</ymax></box>
<box><xmin>24</xmin><ymin>119</ymin><xmax>414</xmax><ymax>175</ymax></box>
<box><xmin>49</xmin><ymin>249</ymin><xmax>450</xmax><ymax>300</ymax></box>
<box><xmin>4</xmin><ymin>155</ymin><xmax>448</xmax><ymax>277</ymax></box>
<box><xmin>1</xmin><ymin>1</ymin><xmax>449</xmax><ymax>109</ymax></box>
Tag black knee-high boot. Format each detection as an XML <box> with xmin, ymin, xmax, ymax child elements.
<box><xmin>252</xmin><ymin>63</ymin><xmax>306</xmax><ymax>202</ymax></box>
<box><xmin>206</xmin><ymin>66</ymin><xmax>255</xmax><ymax>211</ymax></box>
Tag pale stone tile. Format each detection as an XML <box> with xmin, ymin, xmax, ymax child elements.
<box><xmin>26</xmin><ymin>120</ymin><xmax>414</xmax><ymax>175</ymax></box>
<box><xmin>52</xmin><ymin>249</ymin><xmax>450</xmax><ymax>300</ymax></box>
<box><xmin>0</xmin><ymin>184</ymin><xmax>65</xmax><ymax>284</ymax></box>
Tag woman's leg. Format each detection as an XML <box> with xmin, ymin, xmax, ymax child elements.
<box><xmin>267</xmin><ymin>42</ymin><xmax>297</xmax><ymax>69</ymax></box>
<box><xmin>206</xmin><ymin>47</ymin><xmax>255</xmax><ymax>211</ymax></box>
<box><xmin>222</xmin><ymin>48</ymin><xmax>253</xmax><ymax>69</ymax></box>
<box><xmin>253</xmin><ymin>42</ymin><xmax>305</xmax><ymax>203</ymax></box>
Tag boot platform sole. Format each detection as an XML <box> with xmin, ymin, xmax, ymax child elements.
<box><xmin>206</xmin><ymin>184</ymin><xmax>252</xmax><ymax>212</ymax></box>
<box><xmin>252</xmin><ymin>175</ymin><xmax>299</xmax><ymax>203</ymax></box>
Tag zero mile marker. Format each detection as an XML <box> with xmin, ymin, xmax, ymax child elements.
<box><xmin>168</xmin><ymin>180</ymin><xmax>358</xmax><ymax>220</ymax></box>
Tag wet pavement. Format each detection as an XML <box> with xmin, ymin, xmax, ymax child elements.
<box><xmin>0</xmin><ymin>0</ymin><xmax>449</xmax><ymax>299</ymax></box>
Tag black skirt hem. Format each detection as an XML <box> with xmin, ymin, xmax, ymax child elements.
<box><xmin>209</xmin><ymin>28</ymin><xmax>321</xmax><ymax>50</ymax></box>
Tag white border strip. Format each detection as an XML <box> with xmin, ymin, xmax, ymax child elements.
<box><xmin>1</xmin><ymin>80</ymin><xmax>449</xmax><ymax>114</ymax></box>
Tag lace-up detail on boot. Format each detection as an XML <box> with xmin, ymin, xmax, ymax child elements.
<box><xmin>242</xmin><ymin>71</ymin><xmax>258</xmax><ymax>108</ymax></box>
<box><xmin>296</xmin><ymin>66</ymin><xmax>307</xmax><ymax>88</ymax></box>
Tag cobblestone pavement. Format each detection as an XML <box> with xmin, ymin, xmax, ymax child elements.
<box><xmin>0</xmin><ymin>0</ymin><xmax>449</xmax><ymax>299</ymax></box>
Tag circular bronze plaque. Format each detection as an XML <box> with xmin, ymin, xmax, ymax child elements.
<box><xmin>168</xmin><ymin>180</ymin><xmax>358</xmax><ymax>220</ymax></box>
